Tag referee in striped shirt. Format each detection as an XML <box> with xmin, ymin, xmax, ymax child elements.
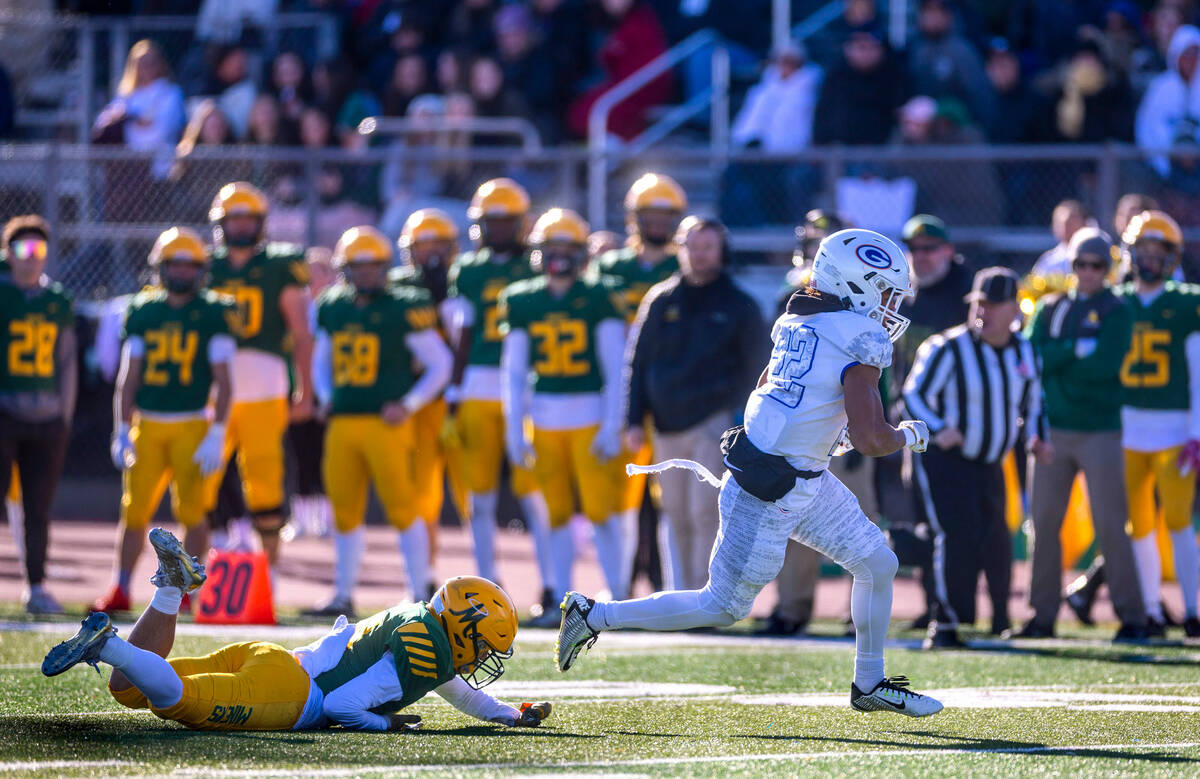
<box><xmin>903</xmin><ymin>267</ymin><xmax>1052</xmax><ymax>649</ymax></box>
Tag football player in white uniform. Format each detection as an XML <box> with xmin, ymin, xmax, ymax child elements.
<box><xmin>556</xmin><ymin>229</ymin><xmax>943</xmax><ymax>717</ymax></box>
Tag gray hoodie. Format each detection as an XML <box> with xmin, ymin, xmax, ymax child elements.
<box><xmin>1136</xmin><ymin>24</ymin><xmax>1200</xmax><ymax>177</ymax></box>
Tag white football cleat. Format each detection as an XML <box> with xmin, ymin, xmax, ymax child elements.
<box><xmin>850</xmin><ymin>675</ymin><xmax>943</xmax><ymax>717</ymax></box>
<box><xmin>556</xmin><ymin>592</ymin><xmax>601</xmax><ymax>672</ymax></box>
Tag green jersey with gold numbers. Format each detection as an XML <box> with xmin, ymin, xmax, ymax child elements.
<box><xmin>208</xmin><ymin>242</ymin><xmax>309</xmax><ymax>357</ymax></box>
<box><xmin>591</xmin><ymin>246</ymin><xmax>678</xmax><ymax>322</ymax></box>
<box><xmin>0</xmin><ymin>279</ymin><xmax>74</xmax><ymax>394</ymax></box>
<box><xmin>499</xmin><ymin>276</ymin><xmax>624</xmax><ymax>395</ymax></box>
<box><xmin>317</xmin><ymin>283</ymin><xmax>437</xmax><ymax>415</ymax></box>
<box><xmin>448</xmin><ymin>249</ymin><xmax>533</xmax><ymax>367</ymax></box>
<box><xmin>314</xmin><ymin>603</ymin><xmax>456</xmax><ymax>714</ymax></box>
<box><xmin>122</xmin><ymin>288</ymin><xmax>237</xmax><ymax>413</ymax></box>
<box><xmin>1118</xmin><ymin>281</ymin><xmax>1200</xmax><ymax>411</ymax></box>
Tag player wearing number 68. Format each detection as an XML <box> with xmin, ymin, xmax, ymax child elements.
<box><xmin>97</xmin><ymin>227</ymin><xmax>237</xmax><ymax>614</ymax></box>
<box><xmin>311</xmin><ymin>226</ymin><xmax>453</xmax><ymax>615</ymax></box>
<box><xmin>498</xmin><ymin>208</ymin><xmax>630</xmax><ymax>607</ymax></box>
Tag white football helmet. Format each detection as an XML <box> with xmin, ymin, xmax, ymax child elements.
<box><xmin>810</xmin><ymin>228</ymin><xmax>913</xmax><ymax>341</ymax></box>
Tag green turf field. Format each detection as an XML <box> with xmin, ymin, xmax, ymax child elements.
<box><xmin>1</xmin><ymin>618</ymin><xmax>1199</xmax><ymax>777</ymax></box>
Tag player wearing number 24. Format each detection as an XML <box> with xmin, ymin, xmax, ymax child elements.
<box><xmin>44</xmin><ymin>529</ymin><xmax>553</xmax><ymax>732</ymax></box>
<box><xmin>99</xmin><ymin>227</ymin><xmax>237</xmax><ymax>614</ymax></box>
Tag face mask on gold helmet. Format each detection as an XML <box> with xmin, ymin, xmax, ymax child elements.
<box><xmin>333</xmin><ymin>225</ymin><xmax>393</xmax><ymax>295</ymax></box>
<box><xmin>210</xmin><ymin>181</ymin><xmax>269</xmax><ymax>249</ymax></box>
<box><xmin>467</xmin><ymin>178</ymin><xmax>530</xmax><ymax>254</ymax></box>
<box><xmin>428</xmin><ymin>576</ymin><xmax>518</xmax><ymax>689</ymax></box>
<box><xmin>149</xmin><ymin>226</ymin><xmax>208</xmax><ymax>294</ymax></box>
<box><xmin>1123</xmin><ymin>210</ymin><xmax>1183</xmax><ymax>283</ymax></box>
<box><xmin>624</xmin><ymin>173</ymin><xmax>686</xmax><ymax>249</ymax></box>
<box><xmin>529</xmin><ymin>208</ymin><xmax>589</xmax><ymax>277</ymax></box>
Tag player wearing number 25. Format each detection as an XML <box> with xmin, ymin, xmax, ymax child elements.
<box><xmin>0</xmin><ymin>215</ymin><xmax>77</xmax><ymax>615</ymax></box>
<box><xmin>1116</xmin><ymin>210</ymin><xmax>1200</xmax><ymax>637</ymax></box>
<box><xmin>313</xmin><ymin>227</ymin><xmax>452</xmax><ymax>613</ymax></box>
<box><xmin>499</xmin><ymin>208</ymin><xmax>629</xmax><ymax>605</ymax></box>
<box><xmin>101</xmin><ymin>227</ymin><xmax>236</xmax><ymax>613</ymax></box>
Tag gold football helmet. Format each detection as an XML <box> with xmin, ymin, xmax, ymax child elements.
<box><xmin>1123</xmin><ymin>210</ymin><xmax>1183</xmax><ymax>282</ymax></box>
<box><xmin>209</xmin><ymin>181</ymin><xmax>268</xmax><ymax>249</ymax></box>
<box><xmin>624</xmin><ymin>173</ymin><xmax>686</xmax><ymax>249</ymax></box>
<box><xmin>399</xmin><ymin>208</ymin><xmax>459</xmax><ymax>266</ymax></box>
<box><xmin>429</xmin><ymin>576</ymin><xmax>517</xmax><ymax>689</ymax></box>
<box><xmin>467</xmin><ymin>178</ymin><xmax>530</xmax><ymax>251</ymax></box>
<box><xmin>529</xmin><ymin>207</ymin><xmax>589</xmax><ymax>276</ymax></box>
<box><xmin>332</xmin><ymin>225</ymin><xmax>393</xmax><ymax>267</ymax></box>
<box><xmin>148</xmin><ymin>227</ymin><xmax>207</xmax><ymax>266</ymax></box>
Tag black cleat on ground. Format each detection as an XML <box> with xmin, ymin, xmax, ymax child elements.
<box><xmin>1184</xmin><ymin>616</ymin><xmax>1200</xmax><ymax>638</ymax></box>
<box><xmin>922</xmin><ymin>626</ymin><xmax>965</xmax><ymax>650</ymax></box>
<box><xmin>1007</xmin><ymin>621</ymin><xmax>1054</xmax><ymax>639</ymax></box>
<box><xmin>755</xmin><ymin>613</ymin><xmax>807</xmax><ymax>637</ymax></box>
<box><xmin>1146</xmin><ymin>617</ymin><xmax>1167</xmax><ymax>639</ymax></box>
<box><xmin>1113</xmin><ymin>623</ymin><xmax>1149</xmax><ymax>643</ymax></box>
<box><xmin>1065</xmin><ymin>591</ymin><xmax>1095</xmax><ymax>626</ymax></box>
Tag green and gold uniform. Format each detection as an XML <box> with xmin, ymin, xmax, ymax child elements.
<box><xmin>202</xmin><ymin>242</ymin><xmax>310</xmax><ymax>516</ymax></box>
<box><xmin>121</xmin><ymin>289</ymin><xmax>236</xmax><ymax>530</ymax></box>
<box><xmin>446</xmin><ymin>249</ymin><xmax>537</xmax><ymax>496</ymax></box>
<box><xmin>317</xmin><ymin>283</ymin><xmax>437</xmax><ymax>532</ymax></box>
<box><xmin>591</xmin><ymin>246</ymin><xmax>678</xmax><ymax>322</ymax></box>
<box><xmin>1</xmin><ymin>279</ymin><xmax>73</xmax><ymax>396</ymax></box>
<box><xmin>1118</xmin><ymin>281</ymin><xmax>1200</xmax><ymax>539</ymax></box>
<box><xmin>499</xmin><ymin>276</ymin><xmax>625</xmax><ymax>526</ymax></box>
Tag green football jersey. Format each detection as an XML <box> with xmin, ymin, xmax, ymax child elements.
<box><xmin>314</xmin><ymin>603</ymin><xmax>456</xmax><ymax>714</ymax></box>
<box><xmin>317</xmin><ymin>283</ymin><xmax>437</xmax><ymax>415</ymax></box>
<box><xmin>499</xmin><ymin>276</ymin><xmax>624</xmax><ymax>395</ymax></box>
<box><xmin>208</xmin><ymin>242</ymin><xmax>309</xmax><ymax>357</ymax></box>
<box><xmin>1118</xmin><ymin>281</ymin><xmax>1200</xmax><ymax>411</ymax></box>
<box><xmin>0</xmin><ymin>279</ymin><xmax>75</xmax><ymax>394</ymax></box>
<box><xmin>122</xmin><ymin>289</ymin><xmax>237</xmax><ymax>413</ymax></box>
<box><xmin>448</xmin><ymin>249</ymin><xmax>533</xmax><ymax>367</ymax></box>
<box><xmin>591</xmin><ymin>246</ymin><xmax>679</xmax><ymax>321</ymax></box>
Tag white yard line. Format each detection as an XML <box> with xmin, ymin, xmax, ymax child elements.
<box><xmin>0</xmin><ymin>760</ymin><xmax>131</xmax><ymax>773</ymax></box>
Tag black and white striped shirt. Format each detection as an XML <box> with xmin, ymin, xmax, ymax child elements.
<box><xmin>903</xmin><ymin>324</ymin><xmax>1048</xmax><ymax>464</ymax></box>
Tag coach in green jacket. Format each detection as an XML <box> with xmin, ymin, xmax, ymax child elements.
<box><xmin>1019</xmin><ymin>228</ymin><xmax>1147</xmax><ymax>640</ymax></box>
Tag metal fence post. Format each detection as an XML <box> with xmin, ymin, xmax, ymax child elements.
<box><xmin>710</xmin><ymin>46</ymin><xmax>730</xmax><ymax>160</ymax></box>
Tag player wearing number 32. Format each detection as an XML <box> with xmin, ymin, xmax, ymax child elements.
<box><xmin>312</xmin><ymin>226</ymin><xmax>452</xmax><ymax>614</ymax></box>
<box><xmin>557</xmin><ymin>228</ymin><xmax>943</xmax><ymax>717</ymax></box>
<box><xmin>44</xmin><ymin>529</ymin><xmax>553</xmax><ymax>732</ymax></box>
<box><xmin>99</xmin><ymin>227</ymin><xmax>236</xmax><ymax>613</ymax></box>
<box><xmin>500</xmin><ymin>208</ymin><xmax>629</xmax><ymax>606</ymax></box>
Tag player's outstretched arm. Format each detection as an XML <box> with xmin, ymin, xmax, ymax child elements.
<box><xmin>845</xmin><ymin>364</ymin><xmax>920</xmax><ymax>457</ymax></box>
<box><xmin>433</xmin><ymin>677</ymin><xmax>551</xmax><ymax>727</ymax></box>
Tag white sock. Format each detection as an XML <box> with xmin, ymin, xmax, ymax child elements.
<box><xmin>846</xmin><ymin>545</ymin><xmax>898</xmax><ymax>692</ymax></box>
<box><xmin>592</xmin><ymin>515</ymin><xmax>628</xmax><ymax>600</ymax></box>
<box><xmin>6</xmin><ymin>498</ymin><xmax>24</xmax><ymax>565</ymax></box>
<box><xmin>399</xmin><ymin>523</ymin><xmax>430</xmax><ymax>601</ymax></box>
<box><xmin>618</xmin><ymin>509</ymin><xmax>639</xmax><ymax>592</ymax></box>
<box><xmin>657</xmin><ymin>514</ymin><xmax>682</xmax><ymax>591</ymax></box>
<box><xmin>470</xmin><ymin>492</ymin><xmax>499</xmax><ymax>581</ymax></box>
<box><xmin>150</xmin><ymin>586</ymin><xmax>183</xmax><ymax>616</ymax></box>
<box><xmin>589</xmin><ymin>586</ymin><xmax>734</xmax><ymax>632</ymax></box>
<box><xmin>99</xmin><ymin>636</ymin><xmax>183</xmax><ymax>709</ymax></box>
<box><xmin>1171</xmin><ymin>528</ymin><xmax>1200</xmax><ymax>618</ymax></box>
<box><xmin>1132</xmin><ymin>535</ymin><xmax>1164</xmax><ymax>621</ymax></box>
<box><xmin>519</xmin><ymin>493</ymin><xmax>555</xmax><ymax>591</ymax></box>
<box><xmin>551</xmin><ymin>526</ymin><xmax>574</xmax><ymax>597</ymax></box>
<box><xmin>334</xmin><ymin>528</ymin><xmax>366</xmax><ymax>601</ymax></box>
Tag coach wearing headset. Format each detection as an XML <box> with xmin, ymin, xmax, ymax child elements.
<box><xmin>623</xmin><ymin>216</ymin><xmax>769</xmax><ymax>592</ymax></box>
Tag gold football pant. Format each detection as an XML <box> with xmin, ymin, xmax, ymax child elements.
<box><xmin>1125</xmin><ymin>446</ymin><xmax>1196</xmax><ymax>538</ymax></box>
<box><xmin>411</xmin><ymin>398</ymin><xmax>469</xmax><ymax>523</ymax></box>
<box><xmin>121</xmin><ymin>416</ymin><xmax>210</xmax><ymax>530</ymax></box>
<box><xmin>109</xmin><ymin>641</ymin><xmax>310</xmax><ymax>731</ymax></box>
<box><xmin>202</xmin><ymin>398</ymin><xmax>289</xmax><ymax>515</ymax></box>
<box><xmin>456</xmin><ymin>399</ymin><xmax>537</xmax><ymax>497</ymax></box>
<box><xmin>6</xmin><ymin>464</ymin><xmax>18</xmax><ymax>502</ymax></box>
<box><xmin>323</xmin><ymin>414</ymin><xmax>418</xmax><ymax>532</ymax></box>
<box><xmin>532</xmin><ymin>425</ymin><xmax>623</xmax><ymax>527</ymax></box>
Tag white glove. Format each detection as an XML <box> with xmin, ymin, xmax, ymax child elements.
<box><xmin>590</xmin><ymin>426</ymin><xmax>622</xmax><ymax>461</ymax></box>
<box><xmin>899</xmin><ymin>420</ymin><xmax>929</xmax><ymax>453</ymax></box>
<box><xmin>506</xmin><ymin>429</ymin><xmax>535</xmax><ymax>469</ymax></box>
<box><xmin>192</xmin><ymin>423</ymin><xmax>227</xmax><ymax>476</ymax></box>
<box><xmin>110</xmin><ymin>423</ymin><xmax>135</xmax><ymax>470</ymax></box>
<box><xmin>1074</xmin><ymin>338</ymin><xmax>1098</xmax><ymax>358</ymax></box>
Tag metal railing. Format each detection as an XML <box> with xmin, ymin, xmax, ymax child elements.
<box><xmin>358</xmin><ymin>116</ymin><xmax>544</xmax><ymax>153</ymax></box>
<box><xmin>587</xmin><ymin>30</ymin><xmax>730</xmax><ymax>227</ymax></box>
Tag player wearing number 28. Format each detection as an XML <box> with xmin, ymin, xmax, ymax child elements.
<box><xmin>100</xmin><ymin>227</ymin><xmax>236</xmax><ymax>612</ymax></box>
<box><xmin>313</xmin><ymin>226</ymin><xmax>453</xmax><ymax>612</ymax></box>
<box><xmin>500</xmin><ymin>208</ymin><xmax>629</xmax><ymax>605</ymax></box>
<box><xmin>1116</xmin><ymin>210</ymin><xmax>1200</xmax><ymax>637</ymax></box>
<box><xmin>557</xmin><ymin>229</ymin><xmax>942</xmax><ymax>717</ymax></box>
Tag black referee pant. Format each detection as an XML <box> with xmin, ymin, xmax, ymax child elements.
<box><xmin>913</xmin><ymin>446</ymin><xmax>1011</xmax><ymax>633</ymax></box>
<box><xmin>0</xmin><ymin>412</ymin><xmax>70</xmax><ymax>587</ymax></box>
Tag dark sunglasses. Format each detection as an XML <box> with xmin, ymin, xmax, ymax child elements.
<box><xmin>907</xmin><ymin>242</ymin><xmax>943</xmax><ymax>254</ymax></box>
<box><xmin>1072</xmin><ymin>258</ymin><xmax>1107</xmax><ymax>271</ymax></box>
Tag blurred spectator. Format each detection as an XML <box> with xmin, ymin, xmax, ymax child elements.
<box><xmin>448</xmin><ymin>0</ymin><xmax>500</xmax><ymax>54</ymax></box>
<box><xmin>91</xmin><ymin>39</ymin><xmax>186</xmax><ymax>180</ymax></box>
<box><xmin>732</xmin><ymin>41</ymin><xmax>821</xmax><ymax>152</ymax></box>
<box><xmin>909</xmin><ymin>0</ymin><xmax>994</xmax><ymax>126</ymax></box>
<box><xmin>383</xmin><ymin>53</ymin><xmax>430</xmax><ymax>117</ymax></box>
<box><xmin>0</xmin><ymin>61</ymin><xmax>14</xmax><ymax>138</ymax></box>
<box><xmin>436</xmin><ymin>49</ymin><xmax>469</xmax><ymax>93</ymax></box>
<box><xmin>210</xmin><ymin>45</ymin><xmax>257</xmax><ymax>140</ymax></box>
<box><xmin>494</xmin><ymin>4</ymin><xmax>560</xmax><ymax>141</ymax></box>
<box><xmin>1148</xmin><ymin>1</ymin><xmax>1185</xmax><ymax>75</ymax></box>
<box><xmin>1033</xmin><ymin>200</ymin><xmax>1092</xmax><ymax>277</ymax></box>
<box><xmin>1007</xmin><ymin>0</ymin><xmax>1107</xmax><ymax>69</ymax></box>
<box><xmin>891</xmin><ymin>96</ymin><xmax>1004</xmax><ymax>227</ymax></box>
<box><xmin>813</xmin><ymin>29</ymin><xmax>906</xmax><ymax>146</ymax></box>
<box><xmin>1096</xmin><ymin>1</ymin><xmax>1161</xmax><ymax>95</ymax></box>
<box><xmin>312</xmin><ymin>57</ymin><xmax>381</xmax><ymax>142</ymax></box>
<box><xmin>1113</xmin><ymin>192</ymin><xmax>1159</xmax><ymax>237</ymax></box>
<box><xmin>469</xmin><ymin>55</ymin><xmax>532</xmax><ymax>144</ymax></box>
<box><xmin>246</xmin><ymin>93</ymin><xmax>298</xmax><ymax>146</ymax></box>
<box><xmin>530</xmin><ymin>0</ymin><xmax>590</xmax><ymax>108</ymax></box>
<box><xmin>566</xmin><ymin>0</ymin><xmax>673</xmax><ymax>142</ymax></box>
<box><xmin>269</xmin><ymin>51</ymin><xmax>312</xmax><ymax>126</ymax></box>
<box><xmin>1137</xmin><ymin>24</ymin><xmax>1200</xmax><ymax>183</ymax></box>
<box><xmin>170</xmin><ymin>100</ymin><xmax>247</xmax><ymax>215</ymax></box>
<box><xmin>1035</xmin><ymin>40</ymin><xmax>1134</xmax><ymax>143</ymax></box>
<box><xmin>810</xmin><ymin>0</ymin><xmax>880</xmax><ymax>68</ymax></box>
<box><xmin>983</xmin><ymin>38</ymin><xmax>1037</xmax><ymax>143</ymax></box>
<box><xmin>364</xmin><ymin>3</ymin><xmax>431</xmax><ymax>88</ymax></box>
<box><xmin>588</xmin><ymin>230</ymin><xmax>622</xmax><ymax>263</ymax></box>
<box><xmin>197</xmin><ymin>0</ymin><xmax>278</xmax><ymax>43</ymax></box>
<box><xmin>379</xmin><ymin>94</ymin><xmax>464</xmax><ymax>236</ymax></box>
<box><xmin>676</xmin><ymin>0</ymin><xmax>773</xmax><ymax>102</ymax></box>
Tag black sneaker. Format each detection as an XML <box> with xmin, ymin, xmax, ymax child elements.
<box><xmin>1065</xmin><ymin>590</ymin><xmax>1095</xmax><ymax>626</ymax></box>
<box><xmin>556</xmin><ymin>592</ymin><xmax>601</xmax><ymax>672</ymax></box>
<box><xmin>922</xmin><ymin>626</ymin><xmax>965</xmax><ymax>650</ymax></box>
<box><xmin>1007</xmin><ymin>621</ymin><xmax>1054</xmax><ymax>639</ymax></box>
<box><xmin>907</xmin><ymin>612</ymin><xmax>932</xmax><ymax>631</ymax></box>
<box><xmin>1184</xmin><ymin>616</ymin><xmax>1200</xmax><ymax>638</ymax></box>
<box><xmin>755</xmin><ymin>613</ymin><xmax>807</xmax><ymax>636</ymax></box>
<box><xmin>851</xmin><ymin>676</ymin><xmax>944</xmax><ymax>717</ymax></box>
<box><xmin>1146</xmin><ymin>616</ymin><xmax>1167</xmax><ymax>638</ymax></box>
<box><xmin>1113</xmin><ymin>623</ymin><xmax>1149</xmax><ymax>643</ymax></box>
